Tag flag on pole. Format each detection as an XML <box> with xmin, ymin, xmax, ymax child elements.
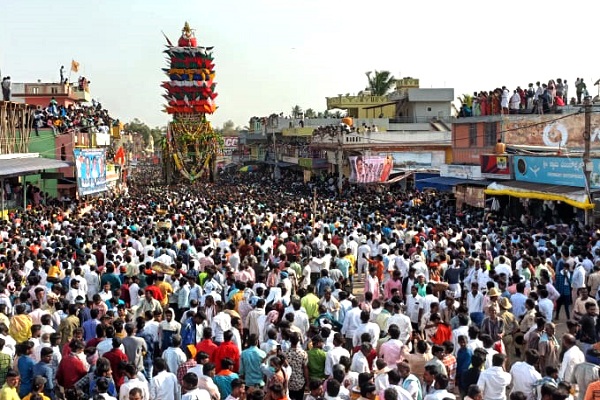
<box><xmin>71</xmin><ymin>60</ymin><xmax>80</xmax><ymax>73</ymax></box>
<box><xmin>115</xmin><ymin>146</ymin><xmax>126</xmax><ymax>165</ymax></box>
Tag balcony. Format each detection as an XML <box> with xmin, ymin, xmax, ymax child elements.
<box><xmin>282</xmin><ymin>127</ymin><xmax>314</xmax><ymax>137</ymax></box>
<box><xmin>72</xmin><ymin>87</ymin><xmax>91</xmax><ymax>102</ymax></box>
<box><xmin>311</xmin><ymin>131</ymin><xmax>451</xmax><ymax>146</ymax></box>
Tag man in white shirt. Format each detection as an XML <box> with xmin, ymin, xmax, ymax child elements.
<box><xmin>572</xmin><ymin>263</ymin><xmax>587</xmax><ymax>302</ymax></box>
<box><xmin>352</xmin><ymin>310</ymin><xmax>380</xmax><ymax>349</ymax></box>
<box><xmin>509</xmin><ymin>349</ymin><xmax>542</xmax><ymax>400</ymax></box>
<box><xmin>350</xmin><ymin>343</ymin><xmax>373</xmax><ymax>373</ymax></box>
<box><xmin>466</xmin><ymin>283</ymin><xmax>484</xmax><ymax>326</ymax></box>
<box><xmin>537</xmin><ymin>289</ymin><xmax>554</xmax><ymax>322</ymax></box>
<box><xmin>386</xmin><ymin>305</ymin><xmax>412</xmax><ymax>344</ymax></box>
<box><xmin>342</xmin><ymin>300</ymin><xmax>362</xmax><ymax>348</ymax></box>
<box><xmin>119</xmin><ymin>364</ymin><xmax>150</xmax><ymax>400</ymax></box>
<box><xmin>150</xmin><ymin>358</ymin><xmax>180</xmax><ymax>400</ymax></box>
<box><xmin>210</xmin><ymin>301</ymin><xmax>231</xmax><ymax>344</ymax></box>
<box><xmin>180</xmin><ymin>372</ymin><xmax>211</xmax><ymax>400</ymax></box>
<box><xmin>324</xmin><ymin>333</ymin><xmax>350</xmax><ymax>377</ymax></box>
<box><xmin>405</xmin><ymin>286</ymin><xmax>424</xmax><ymax>331</ymax></box>
<box><xmin>559</xmin><ymin>334</ymin><xmax>585</xmax><ymax>383</ymax></box>
<box><xmin>424</xmin><ymin>374</ymin><xmax>455</xmax><ymax>400</ymax></box>
<box><xmin>163</xmin><ymin>335</ymin><xmax>187</xmax><ymax>376</ymax></box>
<box><xmin>477</xmin><ymin>353</ymin><xmax>511</xmax><ymax>400</ymax></box>
<box><xmin>495</xmin><ymin>256</ymin><xmax>512</xmax><ymax>279</ymax></box>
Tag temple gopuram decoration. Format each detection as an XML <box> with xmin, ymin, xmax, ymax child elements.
<box><xmin>162</xmin><ymin>22</ymin><xmax>222</xmax><ymax>182</ymax></box>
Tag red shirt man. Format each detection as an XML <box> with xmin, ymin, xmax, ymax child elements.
<box><xmin>103</xmin><ymin>338</ymin><xmax>129</xmax><ymax>387</ymax></box>
<box><xmin>56</xmin><ymin>341</ymin><xmax>88</xmax><ymax>389</ymax></box>
<box><xmin>213</xmin><ymin>331</ymin><xmax>240</xmax><ymax>373</ymax></box>
<box><xmin>196</xmin><ymin>328</ymin><xmax>219</xmax><ymax>362</ymax></box>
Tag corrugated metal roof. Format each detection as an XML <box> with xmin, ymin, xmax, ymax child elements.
<box><xmin>0</xmin><ymin>157</ymin><xmax>71</xmax><ymax>178</ymax></box>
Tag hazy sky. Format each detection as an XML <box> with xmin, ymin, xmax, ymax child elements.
<box><xmin>2</xmin><ymin>0</ymin><xmax>599</xmax><ymax>129</ymax></box>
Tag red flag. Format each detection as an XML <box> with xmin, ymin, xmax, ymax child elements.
<box><xmin>115</xmin><ymin>146</ymin><xmax>125</xmax><ymax>165</ymax></box>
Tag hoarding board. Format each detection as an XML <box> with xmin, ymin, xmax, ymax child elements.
<box><xmin>349</xmin><ymin>155</ymin><xmax>393</xmax><ymax>183</ymax></box>
<box><xmin>74</xmin><ymin>148</ymin><xmax>107</xmax><ymax>195</ymax></box>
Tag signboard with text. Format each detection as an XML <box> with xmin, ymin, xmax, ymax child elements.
<box><xmin>513</xmin><ymin>155</ymin><xmax>600</xmax><ymax>188</ymax></box>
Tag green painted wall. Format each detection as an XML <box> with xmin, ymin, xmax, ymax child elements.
<box><xmin>25</xmin><ymin>128</ymin><xmax>59</xmax><ymax>198</ymax></box>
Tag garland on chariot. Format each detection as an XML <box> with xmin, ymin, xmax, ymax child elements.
<box><xmin>162</xmin><ymin>22</ymin><xmax>222</xmax><ymax>182</ymax></box>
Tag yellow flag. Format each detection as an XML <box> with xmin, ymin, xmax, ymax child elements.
<box><xmin>71</xmin><ymin>59</ymin><xmax>80</xmax><ymax>73</ymax></box>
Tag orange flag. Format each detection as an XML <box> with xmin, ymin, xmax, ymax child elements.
<box><xmin>71</xmin><ymin>59</ymin><xmax>80</xmax><ymax>72</ymax></box>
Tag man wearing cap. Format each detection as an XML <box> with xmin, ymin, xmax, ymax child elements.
<box><xmin>483</xmin><ymin>287</ymin><xmax>501</xmax><ymax>317</ymax></box>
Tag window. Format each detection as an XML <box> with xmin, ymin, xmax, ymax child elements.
<box><xmin>427</xmin><ymin>107</ymin><xmax>432</xmax><ymax>112</ymax></box>
<box><xmin>484</xmin><ymin>122</ymin><xmax>497</xmax><ymax>146</ymax></box>
<box><xmin>31</xmin><ymin>87</ymin><xmax>39</xmax><ymax>94</ymax></box>
<box><xmin>469</xmin><ymin>124</ymin><xmax>477</xmax><ymax>146</ymax></box>
<box><xmin>51</xmin><ymin>87</ymin><xmax>58</xmax><ymax>94</ymax></box>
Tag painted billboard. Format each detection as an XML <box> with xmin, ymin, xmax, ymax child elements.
<box><xmin>221</xmin><ymin>136</ymin><xmax>239</xmax><ymax>156</ymax></box>
<box><xmin>504</xmin><ymin>113</ymin><xmax>600</xmax><ymax>149</ymax></box>
<box><xmin>349</xmin><ymin>155</ymin><xmax>393</xmax><ymax>183</ymax></box>
<box><xmin>513</xmin><ymin>155</ymin><xmax>600</xmax><ymax>188</ymax></box>
<box><xmin>481</xmin><ymin>155</ymin><xmax>511</xmax><ymax>175</ymax></box>
<box><xmin>74</xmin><ymin>148</ymin><xmax>107</xmax><ymax>195</ymax></box>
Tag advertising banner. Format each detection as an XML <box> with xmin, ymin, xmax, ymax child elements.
<box><xmin>504</xmin><ymin>114</ymin><xmax>600</xmax><ymax>149</ymax></box>
<box><xmin>74</xmin><ymin>148</ymin><xmax>107</xmax><ymax>195</ymax></box>
<box><xmin>513</xmin><ymin>155</ymin><xmax>600</xmax><ymax>188</ymax></box>
<box><xmin>349</xmin><ymin>155</ymin><xmax>393</xmax><ymax>183</ymax></box>
<box><xmin>220</xmin><ymin>136</ymin><xmax>239</xmax><ymax>156</ymax></box>
<box><xmin>481</xmin><ymin>155</ymin><xmax>510</xmax><ymax>175</ymax></box>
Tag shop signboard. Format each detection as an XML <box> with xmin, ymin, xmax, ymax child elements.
<box><xmin>513</xmin><ymin>155</ymin><xmax>600</xmax><ymax>188</ymax></box>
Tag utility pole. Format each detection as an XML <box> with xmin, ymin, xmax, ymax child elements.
<box><xmin>269</xmin><ymin>115</ymin><xmax>280</xmax><ymax>181</ymax></box>
<box><xmin>583</xmin><ymin>96</ymin><xmax>592</xmax><ymax>225</ymax></box>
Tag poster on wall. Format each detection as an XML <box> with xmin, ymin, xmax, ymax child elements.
<box><xmin>73</xmin><ymin>148</ymin><xmax>107</xmax><ymax>196</ymax></box>
<box><xmin>349</xmin><ymin>155</ymin><xmax>393</xmax><ymax>183</ymax></box>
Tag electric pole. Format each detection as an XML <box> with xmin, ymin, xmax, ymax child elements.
<box><xmin>583</xmin><ymin>96</ymin><xmax>592</xmax><ymax>225</ymax></box>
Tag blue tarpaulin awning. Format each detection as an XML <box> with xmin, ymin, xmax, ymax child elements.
<box><xmin>416</xmin><ymin>176</ymin><xmax>490</xmax><ymax>186</ymax></box>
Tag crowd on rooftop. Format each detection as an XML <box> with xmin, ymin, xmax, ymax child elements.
<box><xmin>458</xmin><ymin>78</ymin><xmax>592</xmax><ymax>118</ymax></box>
<box><xmin>312</xmin><ymin>123</ymin><xmax>378</xmax><ymax>138</ymax></box>
<box><xmin>32</xmin><ymin>96</ymin><xmax>117</xmax><ymax>137</ymax></box>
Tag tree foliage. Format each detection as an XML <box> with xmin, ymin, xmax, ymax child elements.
<box><xmin>365</xmin><ymin>70</ymin><xmax>396</xmax><ymax>96</ymax></box>
<box><xmin>124</xmin><ymin>118</ymin><xmax>164</xmax><ymax>145</ymax></box>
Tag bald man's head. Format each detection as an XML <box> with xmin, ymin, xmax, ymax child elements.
<box><xmin>563</xmin><ymin>334</ymin><xmax>577</xmax><ymax>347</ymax></box>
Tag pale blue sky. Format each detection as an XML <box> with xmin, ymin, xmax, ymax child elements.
<box><xmin>2</xmin><ymin>0</ymin><xmax>598</xmax><ymax>129</ymax></box>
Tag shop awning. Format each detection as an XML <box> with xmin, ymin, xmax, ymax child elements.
<box><xmin>382</xmin><ymin>173</ymin><xmax>413</xmax><ymax>184</ymax></box>
<box><xmin>263</xmin><ymin>160</ymin><xmax>296</xmax><ymax>168</ymax></box>
<box><xmin>0</xmin><ymin>157</ymin><xmax>72</xmax><ymax>179</ymax></box>
<box><xmin>485</xmin><ymin>180</ymin><xmax>594</xmax><ymax>210</ymax></box>
<box><xmin>416</xmin><ymin>176</ymin><xmax>490</xmax><ymax>186</ymax></box>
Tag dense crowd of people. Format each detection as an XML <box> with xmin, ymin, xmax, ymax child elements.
<box><xmin>312</xmin><ymin>123</ymin><xmax>379</xmax><ymax>139</ymax></box>
<box><xmin>457</xmin><ymin>78</ymin><xmax>591</xmax><ymax>117</ymax></box>
<box><xmin>0</xmin><ymin>166</ymin><xmax>597</xmax><ymax>400</ymax></box>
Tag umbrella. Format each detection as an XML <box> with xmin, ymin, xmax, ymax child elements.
<box><xmin>239</xmin><ymin>165</ymin><xmax>258</xmax><ymax>172</ymax></box>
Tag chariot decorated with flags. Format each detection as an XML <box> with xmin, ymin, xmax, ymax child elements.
<box><xmin>162</xmin><ymin>22</ymin><xmax>223</xmax><ymax>183</ymax></box>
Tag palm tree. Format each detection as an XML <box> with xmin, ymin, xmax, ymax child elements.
<box><xmin>291</xmin><ymin>105</ymin><xmax>303</xmax><ymax>118</ymax></box>
<box><xmin>305</xmin><ymin>108</ymin><xmax>316</xmax><ymax>118</ymax></box>
<box><xmin>365</xmin><ymin>70</ymin><xmax>396</xmax><ymax>96</ymax></box>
